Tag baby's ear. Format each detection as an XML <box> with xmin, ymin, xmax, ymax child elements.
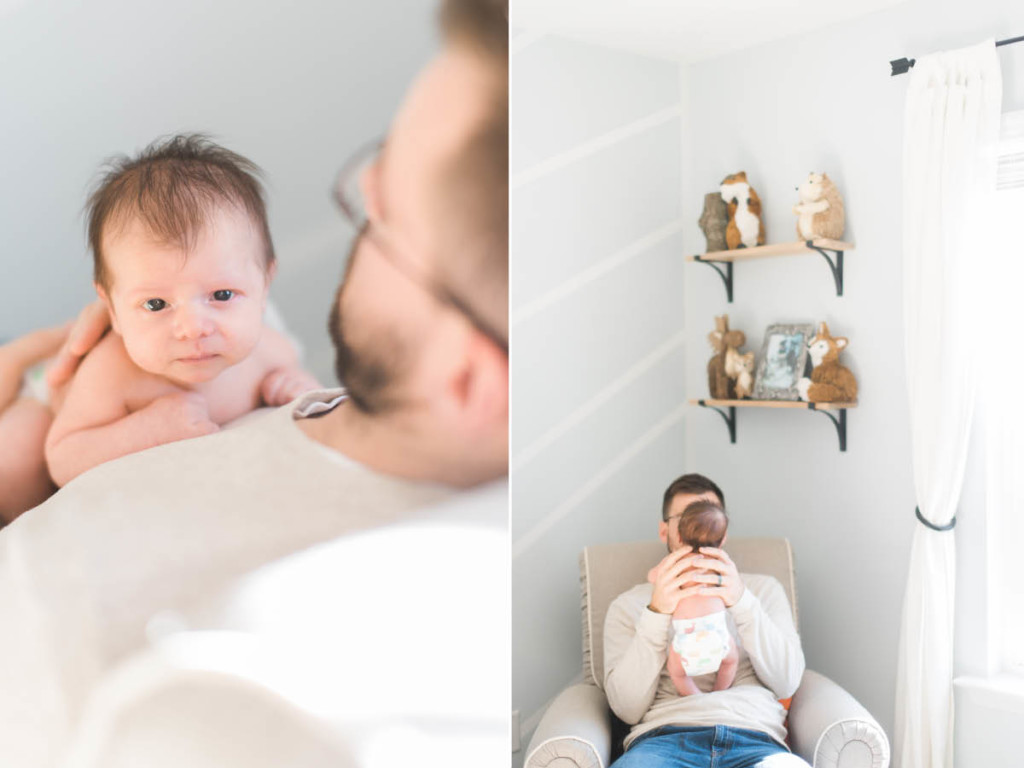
<box><xmin>94</xmin><ymin>282</ymin><xmax>120</xmax><ymax>335</ymax></box>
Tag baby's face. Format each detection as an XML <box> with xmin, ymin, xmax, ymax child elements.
<box><xmin>98</xmin><ymin>206</ymin><xmax>271</xmax><ymax>386</ymax></box>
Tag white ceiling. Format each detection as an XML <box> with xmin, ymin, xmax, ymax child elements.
<box><xmin>511</xmin><ymin>0</ymin><xmax>909</xmax><ymax>63</ymax></box>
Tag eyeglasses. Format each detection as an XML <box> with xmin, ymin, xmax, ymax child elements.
<box><xmin>332</xmin><ymin>140</ymin><xmax>508</xmax><ymax>354</ymax></box>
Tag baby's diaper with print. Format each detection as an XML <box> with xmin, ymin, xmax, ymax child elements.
<box><xmin>19</xmin><ymin>360</ymin><xmax>50</xmax><ymax>405</ymax></box>
<box><xmin>671</xmin><ymin>611</ymin><xmax>731</xmax><ymax>676</ymax></box>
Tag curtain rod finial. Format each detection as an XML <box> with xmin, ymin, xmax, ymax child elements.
<box><xmin>890</xmin><ymin>57</ymin><xmax>916</xmax><ymax>76</ymax></box>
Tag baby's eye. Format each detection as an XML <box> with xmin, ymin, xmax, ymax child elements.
<box><xmin>212</xmin><ymin>290</ymin><xmax>234</xmax><ymax>302</ymax></box>
<box><xmin>142</xmin><ymin>298</ymin><xmax>167</xmax><ymax>312</ymax></box>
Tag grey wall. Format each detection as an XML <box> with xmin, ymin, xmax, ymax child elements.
<box><xmin>682</xmin><ymin>0</ymin><xmax>1024</xmax><ymax>743</ymax></box>
<box><xmin>510</xmin><ymin>33</ymin><xmax>685</xmax><ymax>761</ymax></box>
<box><xmin>0</xmin><ymin>0</ymin><xmax>438</xmax><ymax>384</ymax></box>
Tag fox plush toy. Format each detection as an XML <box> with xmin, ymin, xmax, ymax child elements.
<box><xmin>726</xmin><ymin>348</ymin><xmax>755</xmax><ymax>399</ymax></box>
<box><xmin>797</xmin><ymin>322</ymin><xmax>858</xmax><ymax>403</ymax></box>
<box><xmin>720</xmin><ymin>171</ymin><xmax>766</xmax><ymax>249</ymax></box>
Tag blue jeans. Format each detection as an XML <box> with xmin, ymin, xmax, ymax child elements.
<box><xmin>609</xmin><ymin>726</ymin><xmax>810</xmax><ymax>768</ymax></box>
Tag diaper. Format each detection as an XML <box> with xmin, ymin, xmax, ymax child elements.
<box><xmin>19</xmin><ymin>360</ymin><xmax>51</xmax><ymax>405</ymax></box>
<box><xmin>671</xmin><ymin>611</ymin><xmax>731</xmax><ymax>677</ymax></box>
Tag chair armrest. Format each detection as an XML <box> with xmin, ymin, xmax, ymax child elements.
<box><xmin>524</xmin><ymin>683</ymin><xmax>612</xmax><ymax>768</ymax></box>
<box><xmin>789</xmin><ymin>669</ymin><xmax>891</xmax><ymax>768</ymax></box>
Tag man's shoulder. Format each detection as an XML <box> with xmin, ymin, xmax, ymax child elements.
<box><xmin>608</xmin><ymin>582</ymin><xmax>654</xmax><ymax>615</ymax></box>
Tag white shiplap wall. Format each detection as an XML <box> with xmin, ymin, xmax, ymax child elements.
<box><xmin>510</xmin><ymin>32</ymin><xmax>686</xmax><ymax>760</ymax></box>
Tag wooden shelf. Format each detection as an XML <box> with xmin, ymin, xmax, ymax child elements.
<box><xmin>689</xmin><ymin>398</ymin><xmax>855</xmax><ymax>452</ymax></box>
<box><xmin>686</xmin><ymin>239</ymin><xmax>854</xmax><ymax>263</ymax></box>
<box><xmin>690</xmin><ymin>398</ymin><xmax>857</xmax><ymax>410</ymax></box>
<box><xmin>686</xmin><ymin>239</ymin><xmax>854</xmax><ymax>301</ymax></box>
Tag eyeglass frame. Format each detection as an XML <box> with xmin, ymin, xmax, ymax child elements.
<box><xmin>331</xmin><ymin>140</ymin><xmax>508</xmax><ymax>355</ymax></box>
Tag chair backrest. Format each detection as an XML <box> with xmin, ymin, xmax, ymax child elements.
<box><xmin>579</xmin><ymin>537</ymin><xmax>798</xmax><ymax>688</ymax></box>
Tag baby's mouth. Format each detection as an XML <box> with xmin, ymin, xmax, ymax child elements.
<box><xmin>177</xmin><ymin>353</ymin><xmax>219</xmax><ymax>363</ymax></box>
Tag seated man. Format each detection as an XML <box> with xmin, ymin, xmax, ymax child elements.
<box><xmin>604</xmin><ymin>473</ymin><xmax>808</xmax><ymax>768</ymax></box>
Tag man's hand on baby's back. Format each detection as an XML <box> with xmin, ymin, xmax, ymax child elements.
<box><xmin>145</xmin><ymin>392</ymin><xmax>219</xmax><ymax>440</ymax></box>
<box><xmin>260</xmin><ymin>367</ymin><xmax>321</xmax><ymax>407</ymax></box>
<box><xmin>648</xmin><ymin>546</ymin><xmax>701</xmax><ymax>615</ymax></box>
<box><xmin>45</xmin><ymin>301</ymin><xmax>111</xmax><ymax>391</ymax></box>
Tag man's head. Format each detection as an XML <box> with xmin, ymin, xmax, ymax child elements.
<box><xmin>87</xmin><ymin>135</ymin><xmax>276</xmax><ymax>384</ymax></box>
<box><xmin>327</xmin><ymin>0</ymin><xmax>508</xmax><ymax>483</ymax></box>
<box><xmin>659</xmin><ymin>473</ymin><xmax>726</xmax><ymax>551</ymax></box>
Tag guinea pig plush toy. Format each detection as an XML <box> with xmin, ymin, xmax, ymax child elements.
<box><xmin>720</xmin><ymin>171</ymin><xmax>766</xmax><ymax>249</ymax></box>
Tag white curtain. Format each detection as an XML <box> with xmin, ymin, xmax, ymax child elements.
<box><xmin>895</xmin><ymin>41</ymin><xmax>1002</xmax><ymax>768</ymax></box>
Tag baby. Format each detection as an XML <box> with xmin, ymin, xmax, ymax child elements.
<box><xmin>0</xmin><ymin>135</ymin><xmax>318</xmax><ymax>521</ymax></box>
<box><xmin>648</xmin><ymin>500</ymin><xmax>739</xmax><ymax>696</ymax></box>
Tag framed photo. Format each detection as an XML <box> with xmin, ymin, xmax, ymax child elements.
<box><xmin>752</xmin><ymin>323</ymin><xmax>815</xmax><ymax>400</ymax></box>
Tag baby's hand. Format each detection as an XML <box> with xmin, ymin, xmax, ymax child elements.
<box><xmin>147</xmin><ymin>392</ymin><xmax>219</xmax><ymax>439</ymax></box>
<box><xmin>260</xmin><ymin>367</ymin><xmax>321</xmax><ymax>407</ymax></box>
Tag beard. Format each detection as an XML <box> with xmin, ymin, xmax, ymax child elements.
<box><xmin>327</xmin><ymin>235</ymin><xmax>406</xmax><ymax>415</ymax></box>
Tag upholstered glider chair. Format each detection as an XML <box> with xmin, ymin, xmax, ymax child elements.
<box><xmin>524</xmin><ymin>538</ymin><xmax>890</xmax><ymax>768</ymax></box>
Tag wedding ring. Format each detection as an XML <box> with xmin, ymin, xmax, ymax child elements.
<box><xmin>716</xmin><ymin>573</ymin><xmax>723</xmax><ymax>587</ymax></box>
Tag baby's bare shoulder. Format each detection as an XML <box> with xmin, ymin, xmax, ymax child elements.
<box><xmin>70</xmin><ymin>334</ymin><xmax>164</xmax><ymax>403</ymax></box>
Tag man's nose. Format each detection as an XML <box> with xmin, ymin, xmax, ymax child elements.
<box><xmin>172</xmin><ymin>304</ymin><xmax>214</xmax><ymax>340</ymax></box>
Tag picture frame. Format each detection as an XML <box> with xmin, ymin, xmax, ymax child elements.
<box><xmin>752</xmin><ymin>323</ymin><xmax>815</xmax><ymax>401</ymax></box>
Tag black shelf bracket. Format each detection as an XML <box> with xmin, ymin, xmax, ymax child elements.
<box><xmin>697</xmin><ymin>400</ymin><xmax>736</xmax><ymax>443</ymax></box>
<box><xmin>805</xmin><ymin>240</ymin><xmax>845</xmax><ymax>297</ymax></box>
<box><xmin>808</xmin><ymin>404</ymin><xmax>847</xmax><ymax>452</ymax></box>
<box><xmin>692</xmin><ymin>256</ymin><xmax>733</xmax><ymax>303</ymax></box>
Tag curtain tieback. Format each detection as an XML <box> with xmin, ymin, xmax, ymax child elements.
<box><xmin>915</xmin><ymin>506</ymin><xmax>956</xmax><ymax>531</ymax></box>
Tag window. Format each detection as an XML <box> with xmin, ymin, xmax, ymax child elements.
<box><xmin>989</xmin><ymin>110</ymin><xmax>1024</xmax><ymax>676</ymax></box>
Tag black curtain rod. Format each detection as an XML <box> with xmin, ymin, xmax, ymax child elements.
<box><xmin>890</xmin><ymin>34</ymin><xmax>1024</xmax><ymax>76</ymax></box>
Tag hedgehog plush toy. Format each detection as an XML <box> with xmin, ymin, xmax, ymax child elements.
<box><xmin>792</xmin><ymin>172</ymin><xmax>845</xmax><ymax>241</ymax></box>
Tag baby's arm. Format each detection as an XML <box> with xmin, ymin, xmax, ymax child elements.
<box><xmin>666</xmin><ymin>648</ymin><xmax>701</xmax><ymax>697</ymax></box>
<box><xmin>45</xmin><ymin>337</ymin><xmax>217</xmax><ymax>486</ymax></box>
<box><xmin>255</xmin><ymin>326</ymin><xmax>321</xmax><ymax>406</ymax></box>
<box><xmin>713</xmin><ymin>635</ymin><xmax>739</xmax><ymax>692</ymax></box>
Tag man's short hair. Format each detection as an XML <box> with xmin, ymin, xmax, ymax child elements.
<box><xmin>87</xmin><ymin>134</ymin><xmax>275</xmax><ymax>290</ymax></box>
<box><xmin>662</xmin><ymin>473</ymin><xmax>726</xmax><ymax>521</ymax></box>
<box><xmin>440</xmin><ymin>0</ymin><xmax>508</xmax><ymax>56</ymax></box>
<box><xmin>436</xmin><ymin>0</ymin><xmax>508</xmax><ymax>347</ymax></box>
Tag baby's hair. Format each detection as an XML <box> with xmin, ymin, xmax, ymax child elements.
<box><xmin>676</xmin><ymin>500</ymin><xmax>728</xmax><ymax>550</ymax></box>
<box><xmin>86</xmin><ymin>134</ymin><xmax>275</xmax><ymax>290</ymax></box>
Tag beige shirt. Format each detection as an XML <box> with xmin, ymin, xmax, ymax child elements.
<box><xmin>603</xmin><ymin>574</ymin><xmax>805</xmax><ymax>749</ymax></box>
<box><xmin>0</xmin><ymin>389</ymin><xmax>454</xmax><ymax>767</ymax></box>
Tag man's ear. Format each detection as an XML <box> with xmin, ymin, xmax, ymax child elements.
<box><xmin>658</xmin><ymin>520</ymin><xmax>669</xmax><ymax>545</ymax></box>
<box><xmin>94</xmin><ymin>283</ymin><xmax>120</xmax><ymax>335</ymax></box>
<box><xmin>447</xmin><ymin>330</ymin><xmax>508</xmax><ymax>434</ymax></box>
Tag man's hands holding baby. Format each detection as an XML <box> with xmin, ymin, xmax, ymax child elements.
<box><xmin>46</xmin><ymin>300</ymin><xmax>110</xmax><ymax>391</ymax></box>
<box><xmin>648</xmin><ymin>546</ymin><xmax>745</xmax><ymax>614</ymax></box>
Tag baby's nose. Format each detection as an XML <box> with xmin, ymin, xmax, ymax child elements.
<box><xmin>173</xmin><ymin>305</ymin><xmax>214</xmax><ymax>340</ymax></box>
